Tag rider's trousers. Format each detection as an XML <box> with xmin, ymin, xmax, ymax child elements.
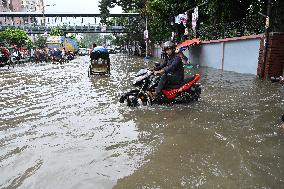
<box><xmin>155</xmin><ymin>74</ymin><xmax>183</xmax><ymax>94</ymax></box>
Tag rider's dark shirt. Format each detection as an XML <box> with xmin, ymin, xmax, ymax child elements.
<box><xmin>156</xmin><ymin>53</ymin><xmax>184</xmax><ymax>81</ymax></box>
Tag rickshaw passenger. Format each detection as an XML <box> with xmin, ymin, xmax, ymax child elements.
<box><xmin>90</xmin><ymin>43</ymin><xmax>110</xmax><ymax>70</ymax></box>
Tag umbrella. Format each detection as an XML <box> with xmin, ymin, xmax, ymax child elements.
<box><xmin>176</xmin><ymin>38</ymin><xmax>201</xmax><ymax>52</ymax></box>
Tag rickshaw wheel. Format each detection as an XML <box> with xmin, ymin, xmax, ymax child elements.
<box><xmin>88</xmin><ymin>65</ymin><xmax>92</xmax><ymax>77</ymax></box>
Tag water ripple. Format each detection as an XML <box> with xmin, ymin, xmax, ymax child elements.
<box><xmin>0</xmin><ymin>55</ymin><xmax>283</xmax><ymax>188</ymax></box>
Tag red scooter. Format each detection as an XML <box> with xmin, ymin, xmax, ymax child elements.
<box><xmin>120</xmin><ymin>68</ymin><xmax>201</xmax><ymax>106</ymax></box>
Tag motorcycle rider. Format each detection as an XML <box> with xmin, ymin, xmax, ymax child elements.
<box><xmin>0</xmin><ymin>45</ymin><xmax>9</xmax><ymax>64</ymax></box>
<box><xmin>149</xmin><ymin>41</ymin><xmax>184</xmax><ymax>98</ymax></box>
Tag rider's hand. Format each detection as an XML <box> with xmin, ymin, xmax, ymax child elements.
<box><xmin>154</xmin><ymin>69</ymin><xmax>164</xmax><ymax>75</ymax></box>
<box><xmin>280</xmin><ymin>76</ymin><xmax>284</xmax><ymax>85</ymax></box>
<box><xmin>154</xmin><ymin>70</ymin><xmax>159</xmax><ymax>75</ymax></box>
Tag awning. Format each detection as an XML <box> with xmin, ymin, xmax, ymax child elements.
<box><xmin>176</xmin><ymin>38</ymin><xmax>201</xmax><ymax>51</ymax></box>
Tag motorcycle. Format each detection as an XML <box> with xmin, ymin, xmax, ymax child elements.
<box><xmin>67</xmin><ymin>51</ymin><xmax>75</xmax><ymax>61</ymax></box>
<box><xmin>119</xmin><ymin>68</ymin><xmax>201</xmax><ymax>106</ymax></box>
<box><xmin>52</xmin><ymin>55</ymin><xmax>65</xmax><ymax>64</ymax></box>
<box><xmin>0</xmin><ymin>53</ymin><xmax>15</xmax><ymax>68</ymax></box>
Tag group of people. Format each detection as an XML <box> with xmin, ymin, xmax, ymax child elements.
<box><xmin>0</xmin><ymin>45</ymin><xmax>76</xmax><ymax>65</ymax></box>
<box><xmin>32</xmin><ymin>47</ymin><xmax>74</xmax><ymax>63</ymax></box>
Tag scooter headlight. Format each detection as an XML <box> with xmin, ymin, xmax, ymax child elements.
<box><xmin>133</xmin><ymin>75</ymin><xmax>146</xmax><ymax>85</ymax></box>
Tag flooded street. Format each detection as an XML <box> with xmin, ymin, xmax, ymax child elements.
<box><xmin>0</xmin><ymin>55</ymin><xmax>283</xmax><ymax>189</ymax></box>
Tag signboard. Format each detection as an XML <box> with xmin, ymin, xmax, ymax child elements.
<box><xmin>46</xmin><ymin>36</ymin><xmax>64</xmax><ymax>43</ymax></box>
<box><xmin>192</xmin><ymin>7</ymin><xmax>198</xmax><ymax>32</ymax></box>
<box><xmin>265</xmin><ymin>16</ymin><xmax>269</xmax><ymax>28</ymax></box>
<box><xmin>101</xmin><ymin>24</ymin><xmax>107</xmax><ymax>32</ymax></box>
<box><xmin>144</xmin><ymin>30</ymin><xmax>149</xmax><ymax>39</ymax></box>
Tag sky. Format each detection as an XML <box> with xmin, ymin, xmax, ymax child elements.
<box><xmin>43</xmin><ymin>0</ymin><xmax>123</xmax><ymax>26</ymax></box>
<box><xmin>44</xmin><ymin>0</ymin><xmax>123</xmax><ymax>14</ymax></box>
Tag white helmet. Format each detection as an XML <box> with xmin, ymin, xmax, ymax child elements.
<box><xmin>163</xmin><ymin>41</ymin><xmax>175</xmax><ymax>50</ymax></box>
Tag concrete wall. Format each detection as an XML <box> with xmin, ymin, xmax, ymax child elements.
<box><xmin>199</xmin><ymin>43</ymin><xmax>223</xmax><ymax>69</ymax></box>
<box><xmin>152</xmin><ymin>35</ymin><xmax>263</xmax><ymax>75</ymax></box>
<box><xmin>190</xmin><ymin>35</ymin><xmax>262</xmax><ymax>75</ymax></box>
<box><xmin>223</xmin><ymin>39</ymin><xmax>261</xmax><ymax>74</ymax></box>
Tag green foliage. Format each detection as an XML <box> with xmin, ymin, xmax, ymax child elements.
<box><xmin>81</xmin><ymin>33</ymin><xmax>104</xmax><ymax>48</ymax></box>
<box><xmin>99</xmin><ymin>0</ymin><xmax>282</xmax><ymax>43</ymax></box>
<box><xmin>34</xmin><ymin>35</ymin><xmax>47</xmax><ymax>49</ymax></box>
<box><xmin>78</xmin><ymin>41</ymin><xmax>86</xmax><ymax>48</ymax></box>
<box><xmin>112</xmin><ymin>34</ymin><xmax>127</xmax><ymax>46</ymax></box>
<box><xmin>68</xmin><ymin>33</ymin><xmax>77</xmax><ymax>39</ymax></box>
<box><xmin>0</xmin><ymin>28</ymin><xmax>30</xmax><ymax>47</ymax></box>
<box><xmin>50</xmin><ymin>27</ymin><xmax>64</xmax><ymax>36</ymax></box>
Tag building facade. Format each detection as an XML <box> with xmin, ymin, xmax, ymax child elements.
<box><xmin>0</xmin><ymin>0</ymin><xmax>12</xmax><ymax>25</ymax></box>
<box><xmin>22</xmin><ymin>0</ymin><xmax>44</xmax><ymax>12</ymax></box>
<box><xmin>22</xmin><ymin>0</ymin><xmax>44</xmax><ymax>24</ymax></box>
<box><xmin>1</xmin><ymin>0</ymin><xmax>45</xmax><ymax>25</ymax></box>
<box><xmin>8</xmin><ymin>0</ymin><xmax>24</xmax><ymax>25</ymax></box>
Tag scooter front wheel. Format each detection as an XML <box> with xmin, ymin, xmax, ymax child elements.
<box><xmin>120</xmin><ymin>90</ymin><xmax>150</xmax><ymax>107</ymax></box>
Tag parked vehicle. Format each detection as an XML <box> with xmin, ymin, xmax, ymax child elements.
<box><xmin>120</xmin><ymin>68</ymin><xmax>201</xmax><ymax>106</ymax></box>
<box><xmin>78</xmin><ymin>48</ymin><xmax>88</xmax><ymax>56</ymax></box>
<box><xmin>114</xmin><ymin>46</ymin><xmax>121</xmax><ymax>53</ymax></box>
<box><xmin>67</xmin><ymin>51</ymin><xmax>75</xmax><ymax>60</ymax></box>
<box><xmin>46</xmin><ymin>36</ymin><xmax>78</xmax><ymax>53</ymax></box>
<box><xmin>107</xmin><ymin>47</ymin><xmax>116</xmax><ymax>54</ymax></box>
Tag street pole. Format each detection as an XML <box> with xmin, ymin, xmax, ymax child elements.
<box><xmin>145</xmin><ymin>16</ymin><xmax>148</xmax><ymax>58</ymax></box>
<box><xmin>42</xmin><ymin>8</ymin><xmax>45</xmax><ymax>26</ymax></box>
<box><xmin>261</xmin><ymin>0</ymin><xmax>272</xmax><ymax>79</ymax></box>
<box><xmin>42</xmin><ymin>4</ymin><xmax>56</xmax><ymax>27</ymax></box>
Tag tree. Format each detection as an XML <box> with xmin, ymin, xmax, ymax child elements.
<box><xmin>34</xmin><ymin>35</ymin><xmax>47</xmax><ymax>49</ymax></box>
<box><xmin>77</xmin><ymin>41</ymin><xmax>86</xmax><ymax>48</ymax></box>
<box><xmin>81</xmin><ymin>33</ymin><xmax>104</xmax><ymax>48</ymax></box>
<box><xmin>50</xmin><ymin>27</ymin><xmax>64</xmax><ymax>36</ymax></box>
<box><xmin>99</xmin><ymin>0</ymin><xmax>282</xmax><ymax>44</ymax></box>
<box><xmin>68</xmin><ymin>33</ymin><xmax>77</xmax><ymax>39</ymax></box>
<box><xmin>0</xmin><ymin>28</ymin><xmax>31</xmax><ymax>47</ymax></box>
<box><xmin>112</xmin><ymin>34</ymin><xmax>127</xmax><ymax>46</ymax></box>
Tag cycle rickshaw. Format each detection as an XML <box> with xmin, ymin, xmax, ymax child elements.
<box><xmin>88</xmin><ymin>48</ymin><xmax>110</xmax><ymax>76</ymax></box>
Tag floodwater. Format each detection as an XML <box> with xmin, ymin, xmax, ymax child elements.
<box><xmin>0</xmin><ymin>55</ymin><xmax>283</xmax><ymax>189</ymax></box>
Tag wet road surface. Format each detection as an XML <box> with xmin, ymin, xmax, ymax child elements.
<box><xmin>0</xmin><ymin>55</ymin><xmax>284</xmax><ymax>189</ymax></box>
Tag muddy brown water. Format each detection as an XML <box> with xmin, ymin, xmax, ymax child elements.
<box><xmin>0</xmin><ymin>55</ymin><xmax>283</xmax><ymax>189</ymax></box>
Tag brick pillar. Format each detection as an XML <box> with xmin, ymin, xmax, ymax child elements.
<box><xmin>257</xmin><ymin>32</ymin><xmax>284</xmax><ymax>79</ymax></box>
<box><xmin>257</xmin><ymin>37</ymin><xmax>265</xmax><ymax>76</ymax></box>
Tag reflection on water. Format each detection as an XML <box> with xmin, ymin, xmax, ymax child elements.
<box><xmin>0</xmin><ymin>55</ymin><xmax>283</xmax><ymax>189</ymax></box>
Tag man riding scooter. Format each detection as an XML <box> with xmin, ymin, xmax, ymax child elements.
<box><xmin>149</xmin><ymin>41</ymin><xmax>184</xmax><ymax>98</ymax></box>
<box><xmin>0</xmin><ymin>45</ymin><xmax>10</xmax><ymax>66</ymax></box>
